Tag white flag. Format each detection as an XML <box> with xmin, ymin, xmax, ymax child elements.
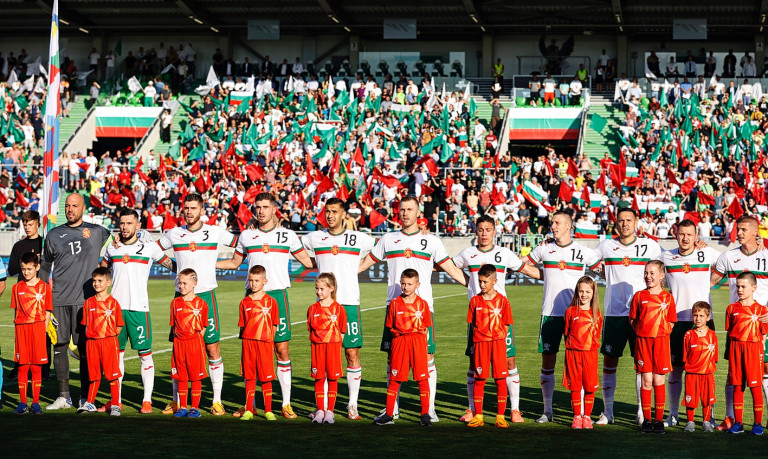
<box><xmin>7</xmin><ymin>69</ymin><xmax>18</xmax><ymax>86</ymax></box>
<box><xmin>39</xmin><ymin>64</ymin><xmax>48</xmax><ymax>79</ymax></box>
<box><xmin>194</xmin><ymin>85</ymin><xmax>212</xmax><ymax>96</ymax></box>
<box><xmin>645</xmin><ymin>70</ymin><xmax>657</xmax><ymax>81</ymax></box>
<box><xmin>34</xmin><ymin>77</ymin><xmax>46</xmax><ymax>94</ymax></box>
<box><xmin>161</xmin><ymin>63</ymin><xmax>175</xmax><ymax>74</ymax></box>
<box><xmin>206</xmin><ymin>66</ymin><xmax>220</xmax><ymax>88</ymax></box>
<box><xmin>127</xmin><ymin>76</ymin><xmax>143</xmax><ymax>95</ymax></box>
<box><xmin>286</xmin><ymin>76</ymin><xmax>294</xmax><ymax>92</ymax></box>
<box><xmin>709</xmin><ymin>73</ymin><xmax>717</xmax><ymax>90</ymax></box>
<box><xmin>426</xmin><ymin>93</ymin><xmax>438</xmax><ymax>112</ymax></box>
<box><xmin>19</xmin><ymin>75</ymin><xmax>34</xmax><ymax>94</ymax></box>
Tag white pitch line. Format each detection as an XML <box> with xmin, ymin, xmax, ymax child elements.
<box><xmin>123</xmin><ymin>292</ymin><xmax>466</xmax><ymax>362</ymax></box>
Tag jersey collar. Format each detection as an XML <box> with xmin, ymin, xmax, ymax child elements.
<box><xmin>477</xmin><ymin>244</ymin><xmax>495</xmax><ymax>253</ymax></box>
<box><xmin>555</xmin><ymin>240</ymin><xmax>573</xmax><ymax>248</ymax></box>
<box><xmin>186</xmin><ymin>223</ymin><xmax>204</xmax><ymax>233</ymax></box>
<box><xmin>258</xmin><ymin>223</ymin><xmax>277</xmax><ymax>233</ymax></box>
<box><xmin>740</xmin><ymin>245</ymin><xmax>758</xmax><ymax>256</ymax></box>
<box><xmin>401</xmin><ymin>228</ymin><xmax>420</xmax><ymax>236</ymax></box>
<box><xmin>618</xmin><ymin>236</ymin><xmax>637</xmax><ymax>246</ymax></box>
<box><xmin>328</xmin><ymin>228</ymin><xmax>347</xmax><ymax>236</ymax></box>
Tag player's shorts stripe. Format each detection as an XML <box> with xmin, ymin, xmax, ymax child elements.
<box><xmin>244</xmin><ymin>245</ymin><xmax>291</xmax><ymax>254</ymax></box>
<box><xmin>468</xmin><ymin>264</ymin><xmax>506</xmax><ymax>273</ymax></box>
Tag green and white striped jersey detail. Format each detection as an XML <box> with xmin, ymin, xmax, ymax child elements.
<box><xmin>302</xmin><ymin>229</ymin><xmax>375</xmax><ymax>305</ymax></box>
<box><xmin>596</xmin><ymin>237</ymin><xmax>662</xmax><ymax>317</ymax></box>
<box><xmin>453</xmin><ymin>245</ymin><xmax>524</xmax><ymax>299</ymax></box>
<box><xmin>659</xmin><ymin>247</ymin><xmax>719</xmax><ymax>321</ymax></box>
<box><xmin>105</xmin><ymin>238</ymin><xmax>168</xmax><ymax>312</ymax></box>
<box><xmin>713</xmin><ymin>246</ymin><xmax>768</xmax><ymax>305</ymax></box>
<box><xmin>236</xmin><ymin>226</ymin><xmax>306</xmax><ymax>291</ymax></box>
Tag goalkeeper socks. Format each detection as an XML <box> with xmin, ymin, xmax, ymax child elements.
<box><xmin>172</xmin><ymin>379</ymin><xmax>179</xmax><ymax>404</ymax></box>
<box><xmin>191</xmin><ymin>381</ymin><xmax>202</xmax><ymax>409</ymax></box>
<box><xmin>139</xmin><ymin>351</ymin><xmax>155</xmax><ymax>403</ymax></box>
<box><xmin>262</xmin><ymin>381</ymin><xmax>273</xmax><ymax>413</ymax></box>
<box><xmin>245</xmin><ymin>379</ymin><xmax>256</xmax><ymax>413</ymax></box>
<box><xmin>347</xmin><ymin>365</ymin><xmax>361</xmax><ymax>407</ymax></box>
<box><xmin>467</xmin><ymin>371</ymin><xmax>475</xmax><ymax>412</ymax></box>
<box><xmin>540</xmin><ymin>368</ymin><xmax>555</xmax><ymax>414</ymax></box>
<box><xmin>427</xmin><ymin>359</ymin><xmax>437</xmax><ymax>414</ymax></box>
<box><xmin>327</xmin><ymin>379</ymin><xmax>338</xmax><ymax>412</ymax></box>
<box><xmin>118</xmin><ymin>351</ymin><xmax>125</xmax><ymax>404</ymax></box>
<box><xmin>277</xmin><ymin>360</ymin><xmax>292</xmax><ymax>407</ymax></box>
<box><xmin>473</xmin><ymin>379</ymin><xmax>486</xmax><ymax>415</ymax></box>
<box><xmin>601</xmin><ymin>367</ymin><xmax>617</xmax><ymax>418</ymax></box>
<box><xmin>178</xmin><ymin>381</ymin><xmax>188</xmax><ymax>409</ymax></box>
<box><xmin>725</xmin><ymin>384</ymin><xmax>735</xmax><ymax>418</ymax></box>
<box><xmin>208</xmin><ymin>358</ymin><xmax>224</xmax><ymax>403</ymax></box>
<box><xmin>54</xmin><ymin>344</ymin><xmax>70</xmax><ymax>398</ymax></box>
<box><xmin>30</xmin><ymin>364</ymin><xmax>42</xmax><ymax>404</ymax></box>
<box><xmin>508</xmin><ymin>367</ymin><xmax>521</xmax><ymax>412</ymax></box>
<box><xmin>109</xmin><ymin>380</ymin><xmax>120</xmax><ymax>406</ymax></box>
<box><xmin>496</xmin><ymin>378</ymin><xmax>508</xmax><ymax>416</ymax></box>
<box><xmin>667</xmin><ymin>367</ymin><xmax>683</xmax><ymax>418</ymax></box>
<box><xmin>18</xmin><ymin>364</ymin><xmax>29</xmax><ymax>404</ymax></box>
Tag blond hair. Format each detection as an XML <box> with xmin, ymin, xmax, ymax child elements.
<box><xmin>569</xmin><ymin>276</ymin><xmax>602</xmax><ymax>323</ymax></box>
<box><xmin>316</xmin><ymin>272</ymin><xmax>337</xmax><ymax>300</ymax></box>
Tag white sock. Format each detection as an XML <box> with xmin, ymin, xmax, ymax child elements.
<box><xmin>347</xmin><ymin>366</ymin><xmax>361</xmax><ymax>407</ymax></box>
<box><xmin>277</xmin><ymin>360</ymin><xmax>292</xmax><ymax>407</ymax></box>
<box><xmin>667</xmin><ymin>367</ymin><xmax>683</xmax><ymax>417</ymax></box>
<box><xmin>118</xmin><ymin>351</ymin><xmax>125</xmax><ymax>404</ymax></box>
<box><xmin>172</xmin><ymin>380</ymin><xmax>179</xmax><ymax>404</ymax></box>
<box><xmin>508</xmin><ymin>367</ymin><xmax>520</xmax><ymax>411</ymax></box>
<box><xmin>725</xmin><ymin>385</ymin><xmax>734</xmax><ymax>418</ymax></box>
<box><xmin>323</xmin><ymin>378</ymin><xmax>329</xmax><ymax>411</ymax></box>
<box><xmin>540</xmin><ymin>369</ymin><xmax>555</xmax><ymax>414</ymax></box>
<box><xmin>580</xmin><ymin>387</ymin><xmax>585</xmax><ymax>416</ymax></box>
<box><xmin>428</xmin><ymin>360</ymin><xmax>437</xmax><ymax>414</ymax></box>
<box><xmin>208</xmin><ymin>358</ymin><xmax>224</xmax><ymax>404</ymax></box>
<box><xmin>140</xmin><ymin>352</ymin><xmax>155</xmax><ymax>403</ymax></box>
<box><xmin>467</xmin><ymin>371</ymin><xmax>475</xmax><ymax>411</ymax></box>
<box><xmin>636</xmin><ymin>373</ymin><xmax>643</xmax><ymax>417</ymax></box>
<box><xmin>602</xmin><ymin>368</ymin><xmax>617</xmax><ymax>418</ymax></box>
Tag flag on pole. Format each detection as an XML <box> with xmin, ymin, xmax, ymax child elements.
<box><xmin>41</xmin><ymin>0</ymin><xmax>61</xmax><ymax>234</ymax></box>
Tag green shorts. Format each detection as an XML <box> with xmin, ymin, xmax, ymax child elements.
<box><xmin>342</xmin><ymin>305</ymin><xmax>363</xmax><ymax>349</ymax></box>
<box><xmin>538</xmin><ymin>316</ymin><xmax>565</xmax><ymax>354</ymax></box>
<box><xmin>669</xmin><ymin>320</ymin><xmax>716</xmax><ymax>367</ymax></box>
<box><xmin>381</xmin><ymin>307</ymin><xmax>435</xmax><ymax>354</ymax></box>
<box><xmin>266</xmin><ymin>289</ymin><xmax>291</xmax><ymax>343</ymax></box>
<box><xmin>600</xmin><ymin>316</ymin><xmax>635</xmax><ymax>358</ymax></box>
<box><xmin>175</xmin><ymin>290</ymin><xmax>220</xmax><ymax>345</ymax></box>
<box><xmin>118</xmin><ymin>310</ymin><xmax>152</xmax><ymax>351</ymax></box>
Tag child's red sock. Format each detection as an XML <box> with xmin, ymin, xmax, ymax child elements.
<box><xmin>686</xmin><ymin>408</ymin><xmax>695</xmax><ymax>423</ymax></box>
<box><xmin>584</xmin><ymin>391</ymin><xmax>595</xmax><ymax>417</ymax></box>
<box><xmin>262</xmin><ymin>381</ymin><xmax>273</xmax><ymax>413</ymax></box>
<box><xmin>418</xmin><ymin>379</ymin><xmax>430</xmax><ymax>415</ymax></box>
<box><xmin>386</xmin><ymin>380</ymin><xmax>400</xmax><ymax>416</ymax></box>
<box><xmin>473</xmin><ymin>379</ymin><xmax>486</xmax><ymax>415</ymax></box>
<box><xmin>191</xmin><ymin>381</ymin><xmax>202</xmax><ymax>409</ymax></box>
<box><xmin>751</xmin><ymin>386</ymin><xmax>764</xmax><ymax>425</ymax></box>
<box><xmin>245</xmin><ymin>379</ymin><xmax>256</xmax><ymax>412</ymax></box>
<box><xmin>571</xmin><ymin>391</ymin><xmax>582</xmax><ymax>417</ymax></box>
<box><xmin>703</xmin><ymin>405</ymin><xmax>712</xmax><ymax>424</ymax></box>
<box><xmin>641</xmin><ymin>387</ymin><xmax>652</xmax><ymax>420</ymax></box>
<box><xmin>327</xmin><ymin>379</ymin><xmax>338</xmax><ymax>412</ymax></box>
<box><xmin>17</xmin><ymin>364</ymin><xmax>29</xmax><ymax>405</ymax></box>
<box><xmin>654</xmin><ymin>384</ymin><xmax>666</xmax><ymax>421</ymax></box>
<box><xmin>315</xmin><ymin>379</ymin><xmax>325</xmax><ymax>411</ymax></box>
<box><xmin>733</xmin><ymin>385</ymin><xmax>745</xmax><ymax>424</ymax></box>
<box><xmin>30</xmin><ymin>365</ymin><xmax>42</xmax><ymax>404</ymax></box>
<box><xmin>87</xmin><ymin>379</ymin><xmax>100</xmax><ymax>404</ymax></box>
<box><xmin>178</xmin><ymin>380</ymin><xmax>188</xmax><ymax>408</ymax></box>
<box><xmin>109</xmin><ymin>379</ymin><xmax>120</xmax><ymax>405</ymax></box>
<box><xmin>496</xmin><ymin>378</ymin><xmax>508</xmax><ymax>416</ymax></box>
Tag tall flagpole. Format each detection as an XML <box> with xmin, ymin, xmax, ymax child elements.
<box><xmin>41</xmin><ymin>0</ymin><xmax>61</xmax><ymax>235</ymax></box>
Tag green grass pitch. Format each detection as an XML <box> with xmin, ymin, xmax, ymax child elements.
<box><xmin>0</xmin><ymin>281</ymin><xmax>763</xmax><ymax>456</ymax></box>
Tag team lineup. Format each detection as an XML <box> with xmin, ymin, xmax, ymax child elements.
<box><xmin>6</xmin><ymin>193</ymin><xmax>768</xmax><ymax>433</ymax></box>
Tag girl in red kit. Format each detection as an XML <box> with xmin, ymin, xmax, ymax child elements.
<box><xmin>563</xmin><ymin>276</ymin><xmax>603</xmax><ymax>430</ymax></box>
<box><xmin>630</xmin><ymin>260</ymin><xmax>677</xmax><ymax>434</ymax></box>
<box><xmin>307</xmin><ymin>272</ymin><xmax>347</xmax><ymax>424</ymax></box>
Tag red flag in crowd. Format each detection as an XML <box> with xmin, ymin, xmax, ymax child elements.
<box><xmin>697</xmin><ymin>191</ymin><xmax>715</xmax><ymax>206</ymax></box>
<box><xmin>336</xmin><ymin>184</ymin><xmax>350</xmax><ymax>201</ymax></box>
<box><xmin>158</xmin><ymin>157</ymin><xmax>167</xmax><ymax>181</ymax></box>
<box><xmin>420</xmin><ymin>184</ymin><xmax>435</xmax><ymax>196</ymax></box>
<box><xmin>237</xmin><ymin>203</ymin><xmax>253</xmax><ymax>231</ymax></box>
<box><xmin>244</xmin><ymin>185</ymin><xmax>261</xmax><ymax>203</ymax></box>
<box><xmin>544</xmin><ymin>160</ymin><xmax>555</xmax><ymax>177</ymax></box>
<box><xmin>352</xmin><ymin>146</ymin><xmax>364</xmax><ymax>167</ymax></box>
<box><xmin>558</xmin><ymin>181</ymin><xmax>574</xmax><ymax>203</ymax></box>
<box><xmin>190</xmin><ymin>161</ymin><xmax>200</xmax><ymax>177</ymax></box>
<box><xmin>329</xmin><ymin>153</ymin><xmax>341</xmax><ymax>177</ymax></box>
<box><xmin>567</xmin><ymin>158</ymin><xmax>579</xmax><ymax>178</ymax></box>
<box><xmin>665</xmin><ymin>167</ymin><xmax>680</xmax><ymax>186</ymax></box>
<box><xmin>16</xmin><ymin>174</ymin><xmax>30</xmax><ymax>192</ymax></box>
<box><xmin>296</xmin><ymin>191</ymin><xmax>308</xmax><ymax>210</ymax></box>
<box><xmin>15</xmin><ymin>190</ymin><xmax>28</xmax><ymax>207</ymax></box>
<box><xmin>580</xmin><ymin>185</ymin><xmax>590</xmax><ymax>208</ymax></box>
<box><xmin>681</xmin><ymin>178</ymin><xmax>696</xmax><ymax>196</ymax></box>
<box><xmin>283</xmin><ymin>160</ymin><xmax>293</xmax><ymax>177</ymax></box>
<box><xmin>683</xmin><ymin>211</ymin><xmax>700</xmax><ymax>225</ymax></box>
<box><xmin>728</xmin><ymin>198</ymin><xmax>745</xmax><ymax>243</ymax></box>
<box><xmin>163</xmin><ymin>212</ymin><xmax>178</xmax><ymax>231</ymax></box>
<box><xmin>317</xmin><ymin>205</ymin><xmax>328</xmax><ymax>228</ymax></box>
<box><xmin>595</xmin><ymin>172</ymin><xmax>607</xmax><ymax>193</ymax></box>
<box><xmin>90</xmin><ymin>194</ymin><xmax>102</xmax><ymax>208</ymax></box>
<box><xmin>372</xmin><ymin>169</ymin><xmax>401</xmax><ymax>188</ymax></box>
<box><xmin>368</xmin><ymin>209</ymin><xmax>387</xmax><ymax>229</ymax></box>
<box><xmin>491</xmin><ymin>186</ymin><xmax>506</xmax><ymax>206</ymax></box>
<box><xmin>631</xmin><ymin>193</ymin><xmax>640</xmax><ymax>212</ymax></box>
<box><xmin>0</xmin><ymin>189</ymin><xmax>8</xmax><ymax>205</ymax></box>
<box><xmin>0</xmin><ymin>209</ymin><xmax>6</xmax><ymax>223</ymax></box>
<box><xmin>208</xmin><ymin>212</ymin><xmax>218</xmax><ymax>226</ymax></box>
<box><xmin>609</xmin><ymin>164</ymin><xmax>623</xmax><ymax>189</ymax></box>
<box><xmin>245</xmin><ymin>163</ymin><xmax>265</xmax><ymax>182</ymax></box>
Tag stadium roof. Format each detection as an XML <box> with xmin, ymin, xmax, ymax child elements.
<box><xmin>1</xmin><ymin>0</ymin><xmax>767</xmax><ymax>39</ymax></box>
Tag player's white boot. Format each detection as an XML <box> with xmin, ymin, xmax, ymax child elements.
<box><xmin>535</xmin><ymin>412</ymin><xmax>553</xmax><ymax>423</ymax></box>
<box><xmin>595</xmin><ymin>412</ymin><xmax>614</xmax><ymax>425</ymax></box>
<box><xmin>664</xmin><ymin>414</ymin><xmax>679</xmax><ymax>427</ymax></box>
<box><xmin>46</xmin><ymin>397</ymin><xmax>72</xmax><ymax>411</ymax></box>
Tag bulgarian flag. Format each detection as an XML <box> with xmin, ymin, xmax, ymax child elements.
<box><xmin>229</xmin><ymin>90</ymin><xmax>252</xmax><ymax>107</ymax></box>
<box><xmin>40</xmin><ymin>0</ymin><xmax>61</xmax><ymax>233</ymax></box>
<box><xmin>522</xmin><ymin>181</ymin><xmax>553</xmax><ymax>211</ymax></box>
<box><xmin>574</xmin><ymin>221</ymin><xmax>599</xmax><ymax>239</ymax></box>
<box><xmin>95</xmin><ymin>106</ymin><xmax>162</xmax><ymax>137</ymax></box>
<box><xmin>570</xmin><ymin>193</ymin><xmax>607</xmax><ymax>211</ymax></box>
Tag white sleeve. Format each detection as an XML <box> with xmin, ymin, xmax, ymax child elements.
<box><xmin>431</xmin><ymin>237</ymin><xmax>451</xmax><ymax>265</ymax></box>
<box><xmin>301</xmin><ymin>234</ymin><xmax>315</xmax><ymax>257</ymax></box>
<box><xmin>359</xmin><ymin>233</ymin><xmax>375</xmax><ymax>258</ymax></box>
<box><xmin>288</xmin><ymin>231</ymin><xmax>305</xmax><ymax>256</ymax></box>
<box><xmin>584</xmin><ymin>248</ymin><xmax>602</xmax><ymax>270</ymax></box>
<box><xmin>370</xmin><ymin>237</ymin><xmax>386</xmax><ymax>262</ymax></box>
<box><xmin>453</xmin><ymin>249</ymin><xmax>468</xmax><ymax>269</ymax></box>
<box><xmin>527</xmin><ymin>245</ymin><xmax>544</xmax><ymax>264</ymax></box>
<box><xmin>157</xmin><ymin>230</ymin><xmax>173</xmax><ymax>251</ymax></box>
<box><xmin>506</xmin><ymin>249</ymin><xmax>524</xmax><ymax>272</ymax></box>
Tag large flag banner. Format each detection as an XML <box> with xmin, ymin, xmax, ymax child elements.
<box><xmin>41</xmin><ymin>0</ymin><xmax>61</xmax><ymax>233</ymax></box>
<box><xmin>94</xmin><ymin>106</ymin><xmax>163</xmax><ymax>137</ymax></box>
<box><xmin>508</xmin><ymin>107</ymin><xmax>582</xmax><ymax>141</ymax></box>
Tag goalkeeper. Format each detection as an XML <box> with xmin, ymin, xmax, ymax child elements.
<box><xmin>11</xmin><ymin>252</ymin><xmax>52</xmax><ymax>415</ymax></box>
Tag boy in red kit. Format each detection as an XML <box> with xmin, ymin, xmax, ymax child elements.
<box><xmin>374</xmin><ymin>269</ymin><xmax>432</xmax><ymax>427</ymax></box>
<box><xmin>563</xmin><ymin>276</ymin><xmax>603</xmax><ymax>430</ymax></box>
<box><xmin>78</xmin><ymin>267</ymin><xmax>124</xmax><ymax>416</ymax></box>
<box><xmin>682</xmin><ymin>301</ymin><xmax>718</xmax><ymax>433</ymax></box>
<box><xmin>725</xmin><ymin>272</ymin><xmax>768</xmax><ymax>435</ymax></box>
<box><xmin>12</xmin><ymin>252</ymin><xmax>52</xmax><ymax>415</ymax></box>
<box><xmin>239</xmin><ymin>265</ymin><xmax>279</xmax><ymax>422</ymax></box>
<box><xmin>466</xmin><ymin>264</ymin><xmax>512</xmax><ymax>429</ymax></box>
<box><xmin>170</xmin><ymin>269</ymin><xmax>209</xmax><ymax>418</ymax></box>
<box><xmin>629</xmin><ymin>260</ymin><xmax>676</xmax><ymax>434</ymax></box>
<box><xmin>307</xmin><ymin>272</ymin><xmax>347</xmax><ymax>424</ymax></box>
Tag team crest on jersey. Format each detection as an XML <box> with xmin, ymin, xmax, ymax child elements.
<box><xmin>752</xmin><ymin>314</ymin><xmax>759</xmax><ymax>322</ymax></box>
<box><xmin>685</xmin><ymin>395</ymin><xmax>692</xmax><ymax>403</ymax></box>
<box><xmin>82</xmin><ymin>229</ymin><xmax>91</xmax><ymax>239</ymax></box>
<box><xmin>476</xmin><ymin>366</ymin><xmax>483</xmax><ymax>375</ymax></box>
<box><xmin>171</xmin><ymin>367</ymin><xmax>177</xmax><ymax>375</ymax></box>
<box><xmin>330</xmin><ymin>314</ymin><xmax>338</xmax><ymax>323</ymax></box>
<box><xmin>261</xmin><ymin>307</ymin><xmax>270</xmax><ymax>316</ymax></box>
<box><xmin>622</xmin><ymin>256</ymin><xmax>631</xmax><ymax>267</ymax></box>
<box><xmin>122</xmin><ymin>254</ymin><xmax>130</xmax><ymax>263</ymax></box>
<box><xmin>332</xmin><ymin>245</ymin><xmax>339</xmax><ymax>255</ymax></box>
<box><xmin>660</xmin><ymin>302</ymin><xmax>667</xmax><ymax>310</ymax></box>
<box><xmin>262</xmin><ymin>244</ymin><xmax>271</xmax><ymax>254</ymax></box>
<box><xmin>493</xmin><ymin>307</ymin><xmax>501</xmax><ymax>316</ymax></box>
<box><xmin>104</xmin><ymin>309</ymin><xmax>112</xmax><ymax>317</ymax></box>
<box><xmin>311</xmin><ymin>367</ymin><xmax>317</xmax><ymax>376</ymax></box>
<box><xmin>189</xmin><ymin>242</ymin><xmax>197</xmax><ymax>252</ymax></box>
<box><xmin>404</xmin><ymin>248</ymin><xmax>413</xmax><ymax>258</ymax></box>
<box><xmin>638</xmin><ymin>360</ymin><xmax>644</xmax><ymax>367</ymax></box>
<box><xmin>414</xmin><ymin>310</ymin><xmax>423</xmax><ymax>319</ymax></box>
<box><xmin>391</xmin><ymin>369</ymin><xmax>398</xmax><ymax>377</ymax></box>
<box><xmin>192</xmin><ymin>308</ymin><xmax>201</xmax><ymax>316</ymax></box>
<box><xmin>707</xmin><ymin>343</ymin><xmax>716</xmax><ymax>352</ymax></box>
<box><xmin>35</xmin><ymin>293</ymin><xmax>44</xmax><ymax>302</ymax></box>
<box><xmin>558</xmin><ymin>260</ymin><xmax>566</xmax><ymax>270</ymax></box>
<box><xmin>683</xmin><ymin>263</ymin><xmax>691</xmax><ymax>274</ymax></box>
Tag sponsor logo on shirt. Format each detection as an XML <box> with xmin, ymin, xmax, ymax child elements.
<box><xmin>471</xmin><ymin>254</ymin><xmax>478</xmax><ymax>258</ymax></box>
<box><xmin>394</xmin><ymin>239</ymin><xmax>401</xmax><ymax>243</ymax></box>
<box><xmin>59</xmin><ymin>233</ymin><xmax>67</xmax><ymax>238</ymax></box>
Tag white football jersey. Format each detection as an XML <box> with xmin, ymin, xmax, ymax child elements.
<box><xmin>453</xmin><ymin>245</ymin><xmax>524</xmax><ymax>299</ymax></box>
<box><xmin>713</xmin><ymin>246</ymin><xmax>768</xmax><ymax>305</ymax></box>
<box><xmin>235</xmin><ymin>226</ymin><xmax>305</xmax><ymax>291</ymax></box>
<box><xmin>369</xmin><ymin>230</ymin><xmax>451</xmax><ymax>311</ymax></box>
<box><xmin>105</xmin><ymin>239</ymin><xmax>169</xmax><ymax>312</ymax></box>
<box><xmin>595</xmin><ymin>237</ymin><xmax>662</xmax><ymax>317</ymax></box>
<box><xmin>157</xmin><ymin>224</ymin><xmax>236</xmax><ymax>293</ymax></box>
<box><xmin>302</xmin><ymin>229</ymin><xmax>375</xmax><ymax>305</ymax></box>
<box><xmin>527</xmin><ymin>241</ymin><xmax>601</xmax><ymax>317</ymax></box>
<box><xmin>659</xmin><ymin>247</ymin><xmax>720</xmax><ymax>321</ymax></box>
